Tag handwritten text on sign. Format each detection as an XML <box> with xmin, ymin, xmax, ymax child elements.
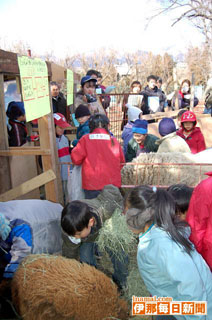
<box><xmin>18</xmin><ymin>56</ymin><xmax>51</xmax><ymax>121</ymax></box>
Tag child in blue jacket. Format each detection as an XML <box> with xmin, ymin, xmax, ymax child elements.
<box><xmin>125</xmin><ymin>186</ymin><xmax>212</xmax><ymax>320</ymax></box>
<box><xmin>72</xmin><ymin>104</ymin><xmax>91</xmax><ymax>147</ymax></box>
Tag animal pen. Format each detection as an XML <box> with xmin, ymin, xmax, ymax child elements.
<box><xmin>0</xmin><ymin>49</ymin><xmax>79</xmax><ymax>204</ymax></box>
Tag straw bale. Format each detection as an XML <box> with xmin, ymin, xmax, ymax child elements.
<box><xmin>122</xmin><ymin>149</ymin><xmax>212</xmax><ymax>187</ymax></box>
<box><xmin>11</xmin><ymin>254</ymin><xmax>129</xmax><ymax>320</ymax></box>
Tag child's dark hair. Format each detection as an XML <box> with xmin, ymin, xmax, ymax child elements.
<box><xmin>125</xmin><ymin>185</ymin><xmax>193</xmax><ymax>254</ymax></box>
<box><xmin>147</xmin><ymin>75</ymin><xmax>157</xmax><ymax>82</ymax></box>
<box><xmin>6</xmin><ymin>105</ymin><xmax>24</xmax><ymax>120</ymax></box>
<box><xmin>86</xmin><ymin>69</ymin><xmax>99</xmax><ymax>77</ymax></box>
<box><xmin>131</xmin><ymin>81</ymin><xmax>141</xmax><ymax>88</ymax></box>
<box><xmin>89</xmin><ymin>113</ymin><xmax>114</xmax><ymax>146</ymax></box>
<box><xmin>61</xmin><ymin>201</ymin><xmax>93</xmax><ymax>236</ymax></box>
<box><xmin>177</xmin><ymin>109</ymin><xmax>186</xmax><ymax>119</ymax></box>
<box><xmin>167</xmin><ymin>184</ymin><xmax>193</xmax><ymax>215</ymax></box>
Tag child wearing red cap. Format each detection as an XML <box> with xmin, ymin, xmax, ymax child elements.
<box><xmin>176</xmin><ymin>111</ymin><xmax>206</xmax><ymax>154</ymax></box>
<box><xmin>53</xmin><ymin>113</ymin><xmax>71</xmax><ymax>203</ymax></box>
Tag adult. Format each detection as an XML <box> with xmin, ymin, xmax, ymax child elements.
<box><xmin>141</xmin><ymin>75</ymin><xmax>166</xmax><ymax>114</ymax></box>
<box><xmin>186</xmin><ymin>172</ymin><xmax>212</xmax><ymax>271</ymax></box>
<box><xmin>50</xmin><ymin>81</ymin><xmax>67</xmax><ymax>117</ymax></box>
<box><xmin>174</xmin><ymin>79</ymin><xmax>199</xmax><ymax>110</ymax></box>
<box><xmin>156</xmin><ymin>117</ymin><xmax>191</xmax><ymax>153</ymax></box>
<box><xmin>75</xmin><ymin>76</ymin><xmax>105</xmax><ymax>115</ymax></box>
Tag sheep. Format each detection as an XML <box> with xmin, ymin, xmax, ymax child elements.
<box><xmin>121</xmin><ymin>149</ymin><xmax>212</xmax><ymax>187</ymax></box>
<box><xmin>11</xmin><ymin>254</ymin><xmax>129</xmax><ymax>320</ymax></box>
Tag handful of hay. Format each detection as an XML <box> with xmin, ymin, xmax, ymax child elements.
<box><xmin>96</xmin><ymin>208</ymin><xmax>137</xmax><ymax>262</ymax></box>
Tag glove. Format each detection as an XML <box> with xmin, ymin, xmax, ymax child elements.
<box><xmin>0</xmin><ymin>213</ymin><xmax>11</xmax><ymax>241</ymax></box>
<box><xmin>27</xmin><ymin>135</ymin><xmax>39</xmax><ymax>142</ymax></box>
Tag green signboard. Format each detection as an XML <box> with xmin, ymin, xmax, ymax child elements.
<box><xmin>67</xmin><ymin>69</ymin><xmax>74</xmax><ymax>105</ymax></box>
<box><xmin>18</xmin><ymin>56</ymin><xmax>51</xmax><ymax>121</ymax></box>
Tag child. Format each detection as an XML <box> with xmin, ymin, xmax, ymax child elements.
<box><xmin>141</xmin><ymin>75</ymin><xmax>166</xmax><ymax>114</ymax></box>
<box><xmin>61</xmin><ymin>184</ymin><xmax>128</xmax><ymax>290</ymax></box>
<box><xmin>167</xmin><ymin>184</ymin><xmax>193</xmax><ymax>220</ymax></box>
<box><xmin>71</xmin><ymin>113</ymin><xmax>125</xmax><ymax>199</ymax></box>
<box><xmin>156</xmin><ymin>117</ymin><xmax>191</xmax><ymax>153</ymax></box>
<box><xmin>186</xmin><ymin>172</ymin><xmax>212</xmax><ymax>271</ymax></box>
<box><xmin>127</xmin><ymin>81</ymin><xmax>143</xmax><ymax>109</ymax></box>
<box><xmin>176</xmin><ymin>79</ymin><xmax>199</xmax><ymax>109</ymax></box>
<box><xmin>121</xmin><ymin>105</ymin><xmax>142</xmax><ymax>156</ymax></box>
<box><xmin>74</xmin><ymin>76</ymin><xmax>105</xmax><ymax>115</ymax></box>
<box><xmin>72</xmin><ymin>104</ymin><xmax>91</xmax><ymax>147</ymax></box>
<box><xmin>125</xmin><ymin>119</ymin><xmax>159</xmax><ymax>162</ymax></box>
<box><xmin>125</xmin><ymin>186</ymin><xmax>212</xmax><ymax>319</ymax></box>
<box><xmin>176</xmin><ymin>109</ymin><xmax>187</xmax><ymax>129</ymax></box>
<box><xmin>6</xmin><ymin>101</ymin><xmax>38</xmax><ymax>146</ymax></box>
<box><xmin>53</xmin><ymin>113</ymin><xmax>71</xmax><ymax>204</ymax></box>
<box><xmin>176</xmin><ymin>111</ymin><xmax>206</xmax><ymax>153</ymax></box>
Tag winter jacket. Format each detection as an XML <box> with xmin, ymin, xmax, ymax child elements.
<box><xmin>71</xmin><ymin>128</ymin><xmax>125</xmax><ymax>190</ymax></box>
<box><xmin>156</xmin><ymin>132</ymin><xmax>191</xmax><ymax>153</ymax></box>
<box><xmin>177</xmin><ymin>91</ymin><xmax>199</xmax><ymax>109</ymax></box>
<box><xmin>7</xmin><ymin>119</ymin><xmax>27</xmax><ymax>146</ymax></box>
<box><xmin>0</xmin><ymin>200</ymin><xmax>63</xmax><ymax>279</ymax></box>
<box><xmin>56</xmin><ymin>134</ymin><xmax>71</xmax><ymax>181</ymax></box>
<box><xmin>74</xmin><ymin>91</ymin><xmax>105</xmax><ymax>115</ymax></box>
<box><xmin>141</xmin><ymin>86</ymin><xmax>166</xmax><ymax>114</ymax></box>
<box><xmin>121</xmin><ymin>121</ymin><xmax>134</xmax><ymax>156</ymax></box>
<box><xmin>125</xmin><ymin>134</ymin><xmax>159</xmax><ymax>162</ymax></box>
<box><xmin>62</xmin><ymin>185</ymin><xmax>123</xmax><ymax>260</ymax></box>
<box><xmin>72</xmin><ymin>120</ymin><xmax>90</xmax><ymax>147</ymax></box>
<box><xmin>176</xmin><ymin>127</ymin><xmax>206</xmax><ymax>154</ymax></box>
<box><xmin>52</xmin><ymin>92</ymin><xmax>67</xmax><ymax>117</ymax></box>
<box><xmin>137</xmin><ymin>225</ymin><xmax>212</xmax><ymax>319</ymax></box>
<box><xmin>186</xmin><ymin>172</ymin><xmax>212</xmax><ymax>271</ymax></box>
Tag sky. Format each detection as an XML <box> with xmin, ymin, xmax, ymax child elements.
<box><xmin>0</xmin><ymin>0</ymin><xmax>204</xmax><ymax>59</ymax></box>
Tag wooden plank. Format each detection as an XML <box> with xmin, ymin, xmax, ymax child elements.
<box><xmin>0</xmin><ymin>148</ymin><xmax>51</xmax><ymax>156</ymax></box>
<box><xmin>0</xmin><ymin>169</ymin><xmax>56</xmax><ymax>202</ymax></box>
<box><xmin>0</xmin><ymin>74</ymin><xmax>12</xmax><ymax>194</ymax></box>
<box><xmin>38</xmin><ymin>103</ymin><xmax>63</xmax><ymax>204</ymax></box>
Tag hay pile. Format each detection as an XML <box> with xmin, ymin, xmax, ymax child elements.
<box><xmin>122</xmin><ymin>150</ymin><xmax>212</xmax><ymax>187</ymax></box>
<box><xmin>12</xmin><ymin>254</ymin><xmax>129</xmax><ymax>320</ymax></box>
<box><xmin>96</xmin><ymin>209</ymin><xmax>150</xmax><ymax>312</ymax></box>
<box><xmin>96</xmin><ymin>209</ymin><xmax>137</xmax><ymax>262</ymax></box>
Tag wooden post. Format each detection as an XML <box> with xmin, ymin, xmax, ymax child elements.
<box><xmin>38</xmin><ymin>113</ymin><xmax>63</xmax><ymax>204</ymax></box>
<box><xmin>0</xmin><ymin>74</ymin><xmax>12</xmax><ymax>194</ymax></box>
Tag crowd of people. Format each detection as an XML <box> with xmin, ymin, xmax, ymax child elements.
<box><xmin>1</xmin><ymin>71</ymin><xmax>212</xmax><ymax>319</ymax></box>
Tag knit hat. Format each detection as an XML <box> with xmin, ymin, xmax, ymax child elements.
<box><xmin>158</xmin><ymin>118</ymin><xmax>176</xmax><ymax>137</ymax></box>
<box><xmin>6</xmin><ymin>101</ymin><xmax>25</xmax><ymax>120</ymax></box>
<box><xmin>127</xmin><ymin>105</ymin><xmax>142</xmax><ymax>122</ymax></box>
<box><xmin>132</xmin><ymin>119</ymin><xmax>148</xmax><ymax>134</ymax></box>
<box><xmin>0</xmin><ymin>213</ymin><xmax>11</xmax><ymax>241</ymax></box>
<box><xmin>75</xmin><ymin>104</ymin><xmax>91</xmax><ymax>119</ymax></box>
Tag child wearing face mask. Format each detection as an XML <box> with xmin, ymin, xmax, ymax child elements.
<box><xmin>141</xmin><ymin>75</ymin><xmax>166</xmax><ymax>115</ymax></box>
<box><xmin>177</xmin><ymin>79</ymin><xmax>199</xmax><ymax>109</ymax></box>
<box><xmin>176</xmin><ymin>111</ymin><xmax>206</xmax><ymax>154</ymax></box>
<box><xmin>74</xmin><ymin>76</ymin><xmax>105</xmax><ymax>115</ymax></box>
<box><xmin>127</xmin><ymin>81</ymin><xmax>143</xmax><ymax>109</ymax></box>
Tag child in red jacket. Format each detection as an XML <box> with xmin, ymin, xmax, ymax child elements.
<box><xmin>186</xmin><ymin>172</ymin><xmax>212</xmax><ymax>271</ymax></box>
<box><xmin>176</xmin><ymin>111</ymin><xmax>206</xmax><ymax>153</ymax></box>
<box><xmin>71</xmin><ymin>114</ymin><xmax>125</xmax><ymax>199</ymax></box>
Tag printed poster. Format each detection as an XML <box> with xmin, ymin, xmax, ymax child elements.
<box><xmin>67</xmin><ymin>69</ymin><xmax>74</xmax><ymax>105</ymax></box>
<box><xmin>18</xmin><ymin>56</ymin><xmax>50</xmax><ymax>122</ymax></box>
